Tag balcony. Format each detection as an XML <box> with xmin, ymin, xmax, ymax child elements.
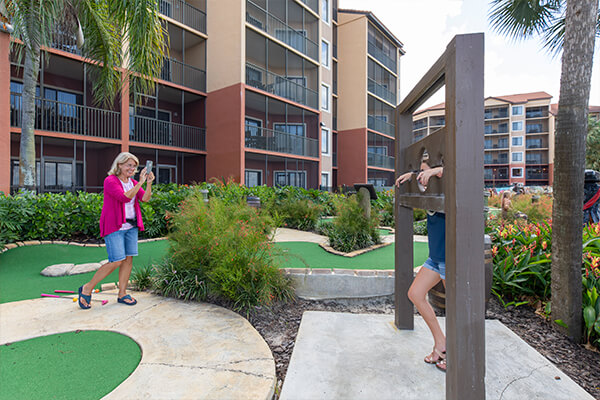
<box><xmin>484</xmin><ymin>125</ymin><xmax>509</xmax><ymax>135</ymax></box>
<box><xmin>367</xmin><ymin>41</ymin><xmax>396</xmax><ymax>72</ymax></box>
<box><xmin>161</xmin><ymin>57</ymin><xmax>206</xmax><ymax>92</ymax></box>
<box><xmin>246</xmin><ymin>63</ymin><xmax>318</xmax><ymax>109</ymax></box>
<box><xmin>333</xmin><ymin>152</ymin><xmax>337</xmax><ymax>167</ymax></box>
<box><xmin>484</xmin><ymin>141</ymin><xmax>509</xmax><ymax>150</ymax></box>
<box><xmin>526</xmin><ymin>108</ymin><xmax>549</xmax><ymax>119</ymax></box>
<box><xmin>526</xmin><ymin>172</ymin><xmax>549</xmax><ymax>180</ymax></box>
<box><xmin>368</xmin><ymin>115</ymin><xmax>395</xmax><ymax>137</ymax></box>
<box><xmin>526</xmin><ymin>157</ymin><xmax>549</xmax><ymax>165</ymax></box>
<box><xmin>484</xmin><ymin>109</ymin><xmax>509</xmax><ymax>120</ymax></box>
<box><xmin>484</xmin><ymin>158</ymin><xmax>509</xmax><ymax>165</ymax></box>
<box><xmin>50</xmin><ymin>29</ymin><xmax>81</xmax><ymax>55</ymax></box>
<box><xmin>130</xmin><ymin>115</ymin><xmax>206</xmax><ymax>150</ymax></box>
<box><xmin>298</xmin><ymin>0</ymin><xmax>318</xmax><ymax>13</ymax></box>
<box><xmin>10</xmin><ymin>92</ymin><xmax>121</xmax><ymax>140</ymax></box>
<box><xmin>160</xmin><ymin>0</ymin><xmax>206</xmax><ymax>34</ymax></box>
<box><xmin>246</xmin><ymin>1</ymin><xmax>318</xmax><ymax>61</ymax></box>
<box><xmin>368</xmin><ymin>78</ymin><xmax>396</xmax><ymax>105</ymax></box>
<box><xmin>245</xmin><ymin>125</ymin><xmax>318</xmax><ymax>158</ymax></box>
<box><xmin>526</xmin><ymin>124</ymin><xmax>547</xmax><ymax>134</ymax></box>
<box><xmin>367</xmin><ymin>152</ymin><xmax>395</xmax><ymax>170</ymax></box>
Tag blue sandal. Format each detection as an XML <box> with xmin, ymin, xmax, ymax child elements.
<box><xmin>78</xmin><ymin>286</ymin><xmax>92</xmax><ymax>310</ymax></box>
<box><xmin>117</xmin><ymin>294</ymin><xmax>137</xmax><ymax>306</ymax></box>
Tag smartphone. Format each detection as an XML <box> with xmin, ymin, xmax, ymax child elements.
<box><xmin>145</xmin><ymin>160</ymin><xmax>153</xmax><ymax>173</ymax></box>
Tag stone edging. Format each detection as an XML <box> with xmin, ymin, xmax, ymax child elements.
<box><xmin>318</xmin><ymin>241</ymin><xmax>392</xmax><ymax>257</ymax></box>
<box><xmin>282</xmin><ymin>267</ymin><xmax>395</xmax><ymax>277</ymax></box>
<box><xmin>0</xmin><ymin>237</ymin><xmax>168</xmax><ymax>254</ymax></box>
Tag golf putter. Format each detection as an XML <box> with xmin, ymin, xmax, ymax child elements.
<box><xmin>42</xmin><ymin>293</ymin><xmax>108</xmax><ymax>305</ymax></box>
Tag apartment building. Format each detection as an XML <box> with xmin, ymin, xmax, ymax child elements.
<box><xmin>337</xmin><ymin>9</ymin><xmax>403</xmax><ymax>188</ymax></box>
<box><xmin>413</xmin><ymin>92</ymin><xmax>559</xmax><ymax>187</ymax></box>
<box><xmin>1</xmin><ymin>0</ymin><xmax>405</xmax><ymax>194</ymax></box>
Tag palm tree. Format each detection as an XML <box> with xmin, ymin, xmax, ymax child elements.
<box><xmin>1</xmin><ymin>0</ymin><xmax>167</xmax><ymax>190</ymax></box>
<box><xmin>489</xmin><ymin>0</ymin><xmax>599</xmax><ymax>341</ymax></box>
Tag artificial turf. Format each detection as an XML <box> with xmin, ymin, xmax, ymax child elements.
<box><xmin>0</xmin><ymin>330</ymin><xmax>141</xmax><ymax>400</ymax></box>
<box><xmin>277</xmin><ymin>241</ymin><xmax>429</xmax><ymax>269</ymax></box>
<box><xmin>0</xmin><ymin>241</ymin><xmax>169</xmax><ymax>304</ymax></box>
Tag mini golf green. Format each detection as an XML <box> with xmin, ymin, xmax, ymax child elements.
<box><xmin>0</xmin><ymin>330</ymin><xmax>141</xmax><ymax>400</ymax></box>
<box><xmin>277</xmin><ymin>241</ymin><xmax>428</xmax><ymax>269</ymax></box>
<box><xmin>0</xmin><ymin>241</ymin><xmax>169</xmax><ymax>303</ymax></box>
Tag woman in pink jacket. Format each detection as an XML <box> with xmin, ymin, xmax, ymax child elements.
<box><xmin>78</xmin><ymin>152</ymin><xmax>154</xmax><ymax>309</ymax></box>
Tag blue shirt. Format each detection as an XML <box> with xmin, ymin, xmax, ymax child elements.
<box><xmin>427</xmin><ymin>212</ymin><xmax>446</xmax><ymax>263</ymax></box>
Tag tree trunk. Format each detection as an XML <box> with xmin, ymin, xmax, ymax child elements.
<box><xmin>19</xmin><ymin>44</ymin><xmax>40</xmax><ymax>191</ymax></box>
<box><xmin>551</xmin><ymin>0</ymin><xmax>598</xmax><ymax>342</ymax></box>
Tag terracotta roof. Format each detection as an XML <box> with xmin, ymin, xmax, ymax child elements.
<box><xmin>414</xmin><ymin>102</ymin><xmax>445</xmax><ymax>116</ymax></box>
<box><xmin>550</xmin><ymin>103</ymin><xmax>600</xmax><ymax>115</ymax></box>
<box><xmin>487</xmin><ymin>92</ymin><xmax>552</xmax><ymax>104</ymax></box>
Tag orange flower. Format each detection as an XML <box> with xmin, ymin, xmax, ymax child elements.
<box><xmin>541</xmin><ymin>241</ymin><xmax>547</xmax><ymax>250</ymax></box>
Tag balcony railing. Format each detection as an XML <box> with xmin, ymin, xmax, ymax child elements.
<box><xmin>368</xmin><ymin>78</ymin><xmax>396</xmax><ymax>105</ymax></box>
<box><xmin>526</xmin><ymin>109</ymin><xmax>549</xmax><ymax>119</ymax></box>
<box><xmin>484</xmin><ymin>126</ymin><xmax>509</xmax><ymax>134</ymax></box>
<box><xmin>333</xmin><ymin>152</ymin><xmax>337</xmax><ymax>167</ymax></box>
<box><xmin>526</xmin><ymin>158</ymin><xmax>548</xmax><ymax>165</ymax></box>
<box><xmin>299</xmin><ymin>0</ymin><xmax>318</xmax><ymax>13</ymax></box>
<box><xmin>484</xmin><ymin>110</ymin><xmax>509</xmax><ymax>119</ymax></box>
<box><xmin>10</xmin><ymin>92</ymin><xmax>121</xmax><ymax>140</ymax></box>
<box><xmin>50</xmin><ymin>29</ymin><xmax>81</xmax><ymax>55</ymax></box>
<box><xmin>368</xmin><ymin>115</ymin><xmax>395</xmax><ymax>137</ymax></box>
<box><xmin>246</xmin><ymin>63</ymin><xmax>318</xmax><ymax>109</ymax></box>
<box><xmin>130</xmin><ymin>115</ymin><xmax>205</xmax><ymax>150</ymax></box>
<box><xmin>526</xmin><ymin>172</ymin><xmax>549</xmax><ymax>180</ymax></box>
<box><xmin>368</xmin><ymin>41</ymin><xmax>396</xmax><ymax>72</ymax></box>
<box><xmin>367</xmin><ymin>152</ymin><xmax>395</xmax><ymax>170</ymax></box>
<box><xmin>484</xmin><ymin>158</ymin><xmax>509</xmax><ymax>165</ymax></box>
<box><xmin>246</xmin><ymin>1</ymin><xmax>318</xmax><ymax>61</ymax></box>
<box><xmin>160</xmin><ymin>0</ymin><xmax>206</xmax><ymax>34</ymax></box>
<box><xmin>161</xmin><ymin>57</ymin><xmax>206</xmax><ymax>92</ymax></box>
<box><xmin>484</xmin><ymin>142</ymin><xmax>509</xmax><ymax>150</ymax></box>
<box><xmin>245</xmin><ymin>125</ymin><xmax>318</xmax><ymax>157</ymax></box>
<box><xmin>526</xmin><ymin>125</ymin><xmax>547</xmax><ymax>134</ymax></box>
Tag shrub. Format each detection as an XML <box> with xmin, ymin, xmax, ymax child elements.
<box><xmin>150</xmin><ymin>194</ymin><xmax>294</xmax><ymax>313</ymax></box>
<box><xmin>488</xmin><ymin>192</ymin><xmax>552</xmax><ymax>223</ymax></box>
<box><xmin>582</xmin><ymin>223</ymin><xmax>600</xmax><ymax>347</ymax></box>
<box><xmin>327</xmin><ymin>193</ymin><xmax>380</xmax><ymax>252</ymax></box>
<box><xmin>272</xmin><ymin>196</ymin><xmax>322</xmax><ymax>231</ymax></box>
<box><xmin>413</xmin><ymin>219</ymin><xmax>428</xmax><ymax>235</ymax></box>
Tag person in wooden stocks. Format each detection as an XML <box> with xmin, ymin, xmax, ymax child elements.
<box><xmin>395</xmin><ymin>163</ymin><xmax>447</xmax><ymax>372</ymax></box>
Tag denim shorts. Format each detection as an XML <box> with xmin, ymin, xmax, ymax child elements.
<box><xmin>423</xmin><ymin>257</ymin><xmax>446</xmax><ymax>280</ymax></box>
<box><xmin>104</xmin><ymin>228</ymin><xmax>138</xmax><ymax>262</ymax></box>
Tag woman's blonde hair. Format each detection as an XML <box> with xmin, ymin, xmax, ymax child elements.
<box><xmin>108</xmin><ymin>152</ymin><xmax>139</xmax><ymax>176</ymax></box>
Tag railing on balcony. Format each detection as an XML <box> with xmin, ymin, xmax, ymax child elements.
<box><xmin>526</xmin><ymin>124</ymin><xmax>547</xmax><ymax>134</ymax></box>
<box><xmin>246</xmin><ymin>1</ymin><xmax>318</xmax><ymax>61</ymax></box>
<box><xmin>484</xmin><ymin>142</ymin><xmax>509</xmax><ymax>150</ymax></box>
<box><xmin>333</xmin><ymin>44</ymin><xmax>337</xmax><ymax>59</ymax></box>
<box><xmin>484</xmin><ymin>125</ymin><xmax>509</xmax><ymax>134</ymax></box>
<box><xmin>161</xmin><ymin>57</ymin><xmax>206</xmax><ymax>92</ymax></box>
<box><xmin>50</xmin><ymin>29</ymin><xmax>81</xmax><ymax>55</ymax></box>
<box><xmin>484</xmin><ymin>109</ymin><xmax>509</xmax><ymax>119</ymax></box>
<box><xmin>299</xmin><ymin>0</ymin><xmax>318</xmax><ymax>13</ymax></box>
<box><xmin>367</xmin><ymin>115</ymin><xmax>395</xmax><ymax>137</ymax></box>
<box><xmin>10</xmin><ymin>92</ymin><xmax>121</xmax><ymax>139</ymax></box>
<box><xmin>526</xmin><ymin>109</ymin><xmax>548</xmax><ymax>119</ymax></box>
<box><xmin>484</xmin><ymin>157</ymin><xmax>509</xmax><ymax>165</ymax></box>
<box><xmin>160</xmin><ymin>0</ymin><xmax>206</xmax><ymax>34</ymax></box>
<box><xmin>526</xmin><ymin>157</ymin><xmax>548</xmax><ymax>165</ymax></box>
<box><xmin>244</xmin><ymin>125</ymin><xmax>318</xmax><ymax>157</ymax></box>
<box><xmin>245</xmin><ymin>63</ymin><xmax>318</xmax><ymax>109</ymax></box>
<box><xmin>130</xmin><ymin>115</ymin><xmax>205</xmax><ymax>150</ymax></box>
<box><xmin>367</xmin><ymin>41</ymin><xmax>396</xmax><ymax>72</ymax></box>
<box><xmin>368</xmin><ymin>78</ymin><xmax>396</xmax><ymax>105</ymax></box>
<box><xmin>526</xmin><ymin>172</ymin><xmax>549</xmax><ymax>180</ymax></box>
<box><xmin>333</xmin><ymin>152</ymin><xmax>337</xmax><ymax>167</ymax></box>
<box><xmin>367</xmin><ymin>152</ymin><xmax>395</xmax><ymax>169</ymax></box>
<box><xmin>332</xmin><ymin>116</ymin><xmax>337</xmax><ymax>131</ymax></box>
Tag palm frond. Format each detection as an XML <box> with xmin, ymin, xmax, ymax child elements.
<box><xmin>542</xmin><ymin>15</ymin><xmax>564</xmax><ymax>56</ymax></box>
<box><xmin>489</xmin><ymin>0</ymin><xmax>563</xmax><ymax>40</ymax></box>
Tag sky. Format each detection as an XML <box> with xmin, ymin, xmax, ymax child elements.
<box><xmin>339</xmin><ymin>0</ymin><xmax>600</xmax><ymax>108</ymax></box>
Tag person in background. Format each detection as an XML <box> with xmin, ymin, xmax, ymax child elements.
<box><xmin>395</xmin><ymin>163</ymin><xmax>447</xmax><ymax>372</ymax></box>
<box><xmin>501</xmin><ymin>191</ymin><xmax>512</xmax><ymax>219</ymax></box>
<box><xmin>78</xmin><ymin>152</ymin><xmax>154</xmax><ymax>309</ymax></box>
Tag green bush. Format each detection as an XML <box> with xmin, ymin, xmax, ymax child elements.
<box><xmin>149</xmin><ymin>194</ymin><xmax>294</xmax><ymax>313</ymax></box>
<box><xmin>413</xmin><ymin>219</ymin><xmax>428</xmax><ymax>235</ymax></box>
<box><xmin>272</xmin><ymin>196</ymin><xmax>322</xmax><ymax>231</ymax></box>
<box><xmin>327</xmin><ymin>193</ymin><xmax>381</xmax><ymax>252</ymax></box>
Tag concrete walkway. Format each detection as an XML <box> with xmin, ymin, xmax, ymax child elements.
<box><xmin>280</xmin><ymin>312</ymin><xmax>593</xmax><ymax>400</ymax></box>
<box><xmin>0</xmin><ymin>291</ymin><xmax>275</xmax><ymax>400</ymax></box>
<box><xmin>272</xmin><ymin>227</ymin><xmax>427</xmax><ymax>244</ymax></box>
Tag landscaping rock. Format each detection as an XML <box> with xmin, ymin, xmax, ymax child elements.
<box><xmin>40</xmin><ymin>263</ymin><xmax>75</xmax><ymax>277</ymax></box>
<box><xmin>68</xmin><ymin>263</ymin><xmax>102</xmax><ymax>275</ymax></box>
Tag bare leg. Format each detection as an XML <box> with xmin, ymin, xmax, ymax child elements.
<box><xmin>407</xmin><ymin>267</ymin><xmax>446</xmax><ymax>357</ymax></box>
<box><xmin>81</xmin><ymin>260</ymin><xmax>124</xmax><ymax>307</ymax></box>
<box><xmin>117</xmin><ymin>256</ymin><xmax>135</xmax><ymax>303</ymax></box>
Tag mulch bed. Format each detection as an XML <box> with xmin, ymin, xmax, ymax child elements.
<box><xmin>242</xmin><ymin>297</ymin><xmax>600</xmax><ymax>399</ymax></box>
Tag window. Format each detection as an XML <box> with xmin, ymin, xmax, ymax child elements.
<box><xmin>274</xmin><ymin>123</ymin><xmax>306</xmax><ymax>155</ymax></box>
<box><xmin>368</xmin><ymin>178</ymin><xmax>387</xmax><ymax>187</ymax></box>
<box><xmin>321</xmin><ymin>0</ymin><xmax>329</xmax><ymax>23</ymax></box>
<box><xmin>368</xmin><ymin>146</ymin><xmax>387</xmax><ymax>155</ymax></box>
<box><xmin>321</xmin><ymin>84</ymin><xmax>330</xmax><ymax>111</ymax></box>
<box><xmin>321</xmin><ymin>172</ymin><xmax>329</xmax><ymax>189</ymax></box>
<box><xmin>321</xmin><ymin>127</ymin><xmax>330</xmax><ymax>155</ymax></box>
<box><xmin>512</xmin><ymin>152</ymin><xmax>523</xmax><ymax>162</ymax></box>
<box><xmin>512</xmin><ymin>121</ymin><xmax>523</xmax><ymax>131</ymax></box>
<box><xmin>512</xmin><ymin>168</ymin><xmax>523</xmax><ymax>178</ymax></box>
<box><xmin>512</xmin><ymin>106</ymin><xmax>523</xmax><ymax>116</ymax></box>
<box><xmin>275</xmin><ymin>29</ymin><xmax>307</xmax><ymax>53</ymax></box>
<box><xmin>245</xmin><ymin>170</ymin><xmax>262</xmax><ymax>187</ymax></box>
<box><xmin>321</xmin><ymin>40</ymin><xmax>330</xmax><ymax>68</ymax></box>
<box><xmin>245</xmin><ymin>117</ymin><xmax>262</xmax><ymax>136</ymax></box>
<box><xmin>512</xmin><ymin>136</ymin><xmax>523</xmax><ymax>146</ymax></box>
<box><xmin>275</xmin><ymin>171</ymin><xmax>306</xmax><ymax>188</ymax></box>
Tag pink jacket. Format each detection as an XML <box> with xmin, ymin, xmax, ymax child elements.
<box><xmin>99</xmin><ymin>175</ymin><xmax>146</xmax><ymax>237</ymax></box>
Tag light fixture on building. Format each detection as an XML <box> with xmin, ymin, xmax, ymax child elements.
<box><xmin>320</xmin><ymin>122</ymin><xmax>326</xmax><ymax>127</ymax></box>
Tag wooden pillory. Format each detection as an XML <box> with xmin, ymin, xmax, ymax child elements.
<box><xmin>394</xmin><ymin>33</ymin><xmax>485</xmax><ymax>399</ymax></box>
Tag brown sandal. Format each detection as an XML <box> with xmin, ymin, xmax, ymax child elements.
<box><xmin>435</xmin><ymin>358</ymin><xmax>447</xmax><ymax>372</ymax></box>
<box><xmin>424</xmin><ymin>348</ymin><xmax>446</xmax><ymax>364</ymax></box>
